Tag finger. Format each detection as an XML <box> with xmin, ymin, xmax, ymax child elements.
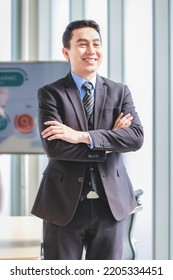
<box><xmin>128</xmin><ymin>116</ymin><xmax>133</xmax><ymax>121</ymax></box>
<box><xmin>47</xmin><ymin>134</ymin><xmax>61</xmax><ymax>141</ymax></box>
<box><xmin>42</xmin><ymin>127</ymin><xmax>62</xmax><ymax>138</ymax></box>
<box><xmin>41</xmin><ymin>122</ymin><xmax>63</xmax><ymax>135</ymax></box>
<box><xmin>124</xmin><ymin>116</ymin><xmax>133</xmax><ymax>122</ymax></box>
<box><xmin>124</xmin><ymin>113</ymin><xmax>131</xmax><ymax>118</ymax></box>
<box><xmin>125</xmin><ymin>121</ymin><xmax>131</xmax><ymax>127</ymax></box>
<box><xmin>41</xmin><ymin>126</ymin><xmax>56</xmax><ymax>136</ymax></box>
<box><xmin>114</xmin><ymin>112</ymin><xmax>124</xmax><ymax>126</ymax></box>
<box><xmin>44</xmin><ymin>121</ymin><xmax>60</xmax><ymax>126</ymax></box>
<box><xmin>116</xmin><ymin>112</ymin><xmax>124</xmax><ymax>122</ymax></box>
<box><xmin>121</xmin><ymin>115</ymin><xmax>133</xmax><ymax>124</ymax></box>
<box><xmin>42</xmin><ymin>131</ymin><xmax>55</xmax><ymax>138</ymax></box>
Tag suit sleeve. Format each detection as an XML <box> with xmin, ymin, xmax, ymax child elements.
<box><xmin>89</xmin><ymin>85</ymin><xmax>144</xmax><ymax>153</ymax></box>
<box><xmin>38</xmin><ymin>87</ymin><xmax>106</xmax><ymax>162</ymax></box>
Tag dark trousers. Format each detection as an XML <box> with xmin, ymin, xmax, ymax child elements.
<box><xmin>43</xmin><ymin>198</ymin><xmax>124</xmax><ymax>260</ymax></box>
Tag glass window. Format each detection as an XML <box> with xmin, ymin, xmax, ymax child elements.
<box><xmin>123</xmin><ymin>0</ymin><xmax>153</xmax><ymax>259</ymax></box>
<box><xmin>50</xmin><ymin>0</ymin><xmax>70</xmax><ymax>61</ymax></box>
<box><xmin>84</xmin><ymin>0</ymin><xmax>108</xmax><ymax>76</ymax></box>
<box><xmin>0</xmin><ymin>0</ymin><xmax>11</xmax><ymax>60</ymax></box>
<box><xmin>0</xmin><ymin>0</ymin><xmax>12</xmax><ymax>215</ymax></box>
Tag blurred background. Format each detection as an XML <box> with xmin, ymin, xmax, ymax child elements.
<box><xmin>0</xmin><ymin>0</ymin><xmax>172</xmax><ymax>260</ymax></box>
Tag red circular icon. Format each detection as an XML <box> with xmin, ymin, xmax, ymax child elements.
<box><xmin>14</xmin><ymin>114</ymin><xmax>34</xmax><ymax>133</ymax></box>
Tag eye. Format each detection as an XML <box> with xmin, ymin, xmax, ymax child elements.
<box><xmin>94</xmin><ymin>42</ymin><xmax>101</xmax><ymax>47</ymax></box>
<box><xmin>79</xmin><ymin>43</ymin><xmax>87</xmax><ymax>47</ymax></box>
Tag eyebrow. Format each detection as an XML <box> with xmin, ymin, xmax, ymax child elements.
<box><xmin>76</xmin><ymin>38</ymin><xmax>101</xmax><ymax>43</ymax></box>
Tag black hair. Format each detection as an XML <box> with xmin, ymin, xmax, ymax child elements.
<box><xmin>62</xmin><ymin>19</ymin><xmax>102</xmax><ymax>49</ymax></box>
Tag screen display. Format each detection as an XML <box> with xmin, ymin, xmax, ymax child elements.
<box><xmin>0</xmin><ymin>61</ymin><xmax>70</xmax><ymax>153</ymax></box>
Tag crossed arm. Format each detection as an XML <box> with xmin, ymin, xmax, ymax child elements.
<box><xmin>41</xmin><ymin>112</ymin><xmax>133</xmax><ymax>145</ymax></box>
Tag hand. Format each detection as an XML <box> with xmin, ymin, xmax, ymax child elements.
<box><xmin>112</xmin><ymin>112</ymin><xmax>133</xmax><ymax>130</ymax></box>
<box><xmin>41</xmin><ymin>121</ymin><xmax>90</xmax><ymax>144</ymax></box>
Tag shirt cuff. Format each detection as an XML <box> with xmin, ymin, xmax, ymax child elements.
<box><xmin>87</xmin><ymin>132</ymin><xmax>94</xmax><ymax>149</ymax></box>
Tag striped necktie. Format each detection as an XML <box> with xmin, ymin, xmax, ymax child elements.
<box><xmin>82</xmin><ymin>81</ymin><xmax>94</xmax><ymax>118</ymax></box>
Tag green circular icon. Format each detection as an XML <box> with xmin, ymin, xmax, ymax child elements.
<box><xmin>0</xmin><ymin>113</ymin><xmax>10</xmax><ymax>130</ymax></box>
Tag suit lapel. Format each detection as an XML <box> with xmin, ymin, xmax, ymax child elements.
<box><xmin>63</xmin><ymin>73</ymin><xmax>107</xmax><ymax>131</ymax></box>
<box><xmin>64</xmin><ymin>73</ymin><xmax>88</xmax><ymax>131</ymax></box>
<box><xmin>94</xmin><ymin>75</ymin><xmax>107</xmax><ymax>129</ymax></box>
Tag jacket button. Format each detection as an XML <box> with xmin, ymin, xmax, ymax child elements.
<box><xmin>78</xmin><ymin>177</ymin><xmax>83</xmax><ymax>183</ymax></box>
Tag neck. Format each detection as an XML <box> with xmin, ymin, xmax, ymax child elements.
<box><xmin>73</xmin><ymin>72</ymin><xmax>96</xmax><ymax>81</ymax></box>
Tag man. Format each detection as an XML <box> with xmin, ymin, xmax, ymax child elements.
<box><xmin>31</xmin><ymin>19</ymin><xmax>144</xmax><ymax>260</ymax></box>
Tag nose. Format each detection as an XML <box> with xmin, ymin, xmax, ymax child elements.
<box><xmin>86</xmin><ymin>44</ymin><xmax>95</xmax><ymax>54</ymax></box>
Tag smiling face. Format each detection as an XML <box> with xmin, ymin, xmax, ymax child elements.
<box><xmin>62</xmin><ymin>27</ymin><xmax>103</xmax><ymax>80</ymax></box>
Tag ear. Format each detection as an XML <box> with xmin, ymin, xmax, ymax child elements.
<box><xmin>62</xmin><ymin>48</ymin><xmax>70</xmax><ymax>61</ymax></box>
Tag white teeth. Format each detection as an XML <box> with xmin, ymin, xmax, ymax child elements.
<box><xmin>84</xmin><ymin>59</ymin><xmax>96</xmax><ymax>62</ymax></box>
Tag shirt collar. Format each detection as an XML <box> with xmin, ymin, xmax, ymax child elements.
<box><xmin>71</xmin><ymin>71</ymin><xmax>96</xmax><ymax>92</ymax></box>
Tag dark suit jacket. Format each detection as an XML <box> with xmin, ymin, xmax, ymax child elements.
<box><xmin>31</xmin><ymin>72</ymin><xmax>144</xmax><ymax>226</ymax></box>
